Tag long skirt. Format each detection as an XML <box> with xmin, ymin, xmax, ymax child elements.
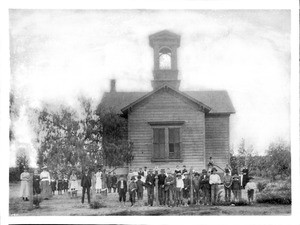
<box><xmin>20</xmin><ymin>180</ymin><xmax>30</xmax><ymax>198</ymax></box>
<box><xmin>41</xmin><ymin>180</ymin><xmax>52</xmax><ymax>199</ymax></box>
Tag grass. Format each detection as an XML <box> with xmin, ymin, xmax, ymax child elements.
<box><xmin>9</xmin><ymin>180</ymin><xmax>291</xmax><ymax>216</ymax></box>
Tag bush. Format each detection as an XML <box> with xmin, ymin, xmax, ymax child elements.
<box><xmin>257</xmin><ymin>181</ymin><xmax>268</xmax><ymax>192</ymax></box>
<box><xmin>256</xmin><ymin>179</ymin><xmax>291</xmax><ymax>204</ymax></box>
<box><xmin>89</xmin><ymin>200</ymin><xmax>106</xmax><ymax>209</ymax></box>
<box><xmin>9</xmin><ymin>167</ymin><xmax>20</xmax><ymax>182</ymax></box>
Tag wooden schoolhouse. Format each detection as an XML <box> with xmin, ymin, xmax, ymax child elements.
<box><xmin>99</xmin><ymin>30</ymin><xmax>235</xmax><ymax>172</ymax></box>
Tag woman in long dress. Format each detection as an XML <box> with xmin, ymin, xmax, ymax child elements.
<box><xmin>40</xmin><ymin>166</ymin><xmax>52</xmax><ymax>200</ymax></box>
<box><xmin>20</xmin><ymin>168</ymin><xmax>30</xmax><ymax>201</ymax></box>
<box><xmin>69</xmin><ymin>170</ymin><xmax>78</xmax><ymax>197</ymax></box>
<box><xmin>95</xmin><ymin>168</ymin><xmax>102</xmax><ymax>194</ymax></box>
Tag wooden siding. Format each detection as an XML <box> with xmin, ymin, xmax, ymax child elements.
<box><xmin>205</xmin><ymin>115</ymin><xmax>230</xmax><ymax>170</ymax></box>
<box><xmin>128</xmin><ymin>88</ymin><xmax>206</xmax><ymax>172</ymax></box>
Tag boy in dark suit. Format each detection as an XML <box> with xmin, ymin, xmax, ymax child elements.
<box><xmin>158</xmin><ymin>168</ymin><xmax>166</xmax><ymax>206</ymax></box>
<box><xmin>200</xmin><ymin>169</ymin><xmax>211</xmax><ymax>205</ymax></box>
<box><xmin>136</xmin><ymin>175</ymin><xmax>144</xmax><ymax>205</ymax></box>
<box><xmin>117</xmin><ymin>175</ymin><xmax>127</xmax><ymax>207</ymax></box>
<box><xmin>145</xmin><ymin>168</ymin><xmax>156</xmax><ymax>206</ymax></box>
<box><xmin>81</xmin><ymin>169</ymin><xmax>91</xmax><ymax>204</ymax></box>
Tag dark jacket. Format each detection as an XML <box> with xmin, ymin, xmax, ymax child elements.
<box><xmin>81</xmin><ymin>173</ymin><xmax>91</xmax><ymax>188</ymax></box>
<box><xmin>158</xmin><ymin>174</ymin><xmax>166</xmax><ymax>187</ymax></box>
<box><xmin>193</xmin><ymin>177</ymin><xmax>201</xmax><ymax>191</ymax></box>
<box><xmin>107</xmin><ymin>174</ymin><xmax>112</xmax><ymax>188</ymax></box>
<box><xmin>117</xmin><ymin>180</ymin><xmax>127</xmax><ymax>193</ymax></box>
<box><xmin>145</xmin><ymin>174</ymin><xmax>156</xmax><ymax>187</ymax></box>
<box><xmin>112</xmin><ymin>175</ymin><xmax>117</xmax><ymax>188</ymax></box>
<box><xmin>200</xmin><ymin>174</ymin><xmax>210</xmax><ymax>190</ymax></box>
<box><xmin>136</xmin><ymin>179</ymin><xmax>144</xmax><ymax>193</ymax></box>
<box><xmin>183</xmin><ymin>177</ymin><xmax>190</xmax><ymax>191</ymax></box>
<box><xmin>164</xmin><ymin>175</ymin><xmax>175</xmax><ymax>191</ymax></box>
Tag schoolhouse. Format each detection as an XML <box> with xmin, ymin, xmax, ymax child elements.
<box><xmin>100</xmin><ymin>30</ymin><xmax>235</xmax><ymax>172</ymax></box>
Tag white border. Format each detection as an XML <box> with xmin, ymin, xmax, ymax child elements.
<box><xmin>0</xmin><ymin>0</ymin><xmax>298</xmax><ymax>225</ymax></box>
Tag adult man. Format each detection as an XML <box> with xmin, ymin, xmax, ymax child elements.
<box><xmin>200</xmin><ymin>169</ymin><xmax>210</xmax><ymax>205</ymax></box>
<box><xmin>145</xmin><ymin>168</ymin><xmax>156</xmax><ymax>206</ymax></box>
<box><xmin>193</xmin><ymin>172</ymin><xmax>201</xmax><ymax>205</ymax></box>
<box><xmin>157</xmin><ymin>168</ymin><xmax>166</xmax><ymax>206</ymax></box>
<box><xmin>107</xmin><ymin>171</ymin><xmax>112</xmax><ymax>193</ymax></box>
<box><xmin>209</xmin><ymin>167</ymin><xmax>221</xmax><ymax>205</ymax></box>
<box><xmin>81</xmin><ymin>169</ymin><xmax>91</xmax><ymax>204</ymax></box>
<box><xmin>164</xmin><ymin>169</ymin><xmax>175</xmax><ymax>207</ymax></box>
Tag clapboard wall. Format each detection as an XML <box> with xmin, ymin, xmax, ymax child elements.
<box><xmin>205</xmin><ymin>114</ymin><xmax>230</xmax><ymax>170</ymax></box>
<box><xmin>128</xmin><ymin>88</ymin><xmax>206</xmax><ymax>171</ymax></box>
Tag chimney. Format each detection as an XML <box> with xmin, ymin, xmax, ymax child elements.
<box><xmin>110</xmin><ymin>79</ymin><xmax>116</xmax><ymax>92</ymax></box>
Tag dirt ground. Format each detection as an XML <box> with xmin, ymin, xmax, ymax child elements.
<box><xmin>10</xmin><ymin>182</ymin><xmax>291</xmax><ymax>216</ymax></box>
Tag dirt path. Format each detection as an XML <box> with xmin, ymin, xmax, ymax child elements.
<box><xmin>10</xmin><ymin>182</ymin><xmax>291</xmax><ymax>216</ymax></box>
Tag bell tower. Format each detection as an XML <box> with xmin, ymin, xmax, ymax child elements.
<box><xmin>149</xmin><ymin>30</ymin><xmax>181</xmax><ymax>90</ymax></box>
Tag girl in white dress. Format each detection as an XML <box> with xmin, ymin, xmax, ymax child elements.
<box><xmin>20</xmin><ymin>168</ymin><xmax>30</xmax><ymax>201</ymax></box>
<box><xmin>95</xmin><ymin>168</ymin><xmax>102</xmax><ymax>193</ymax></box>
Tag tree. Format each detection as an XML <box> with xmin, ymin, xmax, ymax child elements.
<box><xmin>16</xmin><ymin>147</ymin><xmax>30</xmax><ymax>173</ymax></box>
<box><xmin>98</xmin><ymin>108</ymin><xmax>134</xmax><ymax>169</ymax></box>
<box><xmin>35</xmin><ymin>97</ymin><xmax>102</xmax><ymax>173</ymax></box>
<box><xmin>35</xmin><ymin>97</ymin><xmax>134</xmax><ymax>173</ymax></box>
<box><xmin>265</xmin><ymin>141</ymin><xmax>291</xmax><ymax>180</ymax></box>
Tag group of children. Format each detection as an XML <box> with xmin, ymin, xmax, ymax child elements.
<box><xmin>114</xmin><ymin>164</ymin><xmax>257</xmax><ymax>207</ymax></box>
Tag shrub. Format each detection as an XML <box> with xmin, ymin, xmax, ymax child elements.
<box><xmin>9</xmin><ymin>167</ymin><xmax>20</xmax><ymax>182</ymax></box>
<box><xmin>257</xmin><ymin>181</ymin><xmax>268</xmax><ymax>192</ymax></box>
<box><xmin>256</xmin><ymin>179</ymin><xmax>291</xmax><ymax>205</ymax></box>
<box><xmin>89</xmin><ymin>200</ymin><xmax>106</xmax><ymax>209</ymax></box>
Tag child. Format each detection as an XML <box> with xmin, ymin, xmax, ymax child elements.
<box><xmin>128</xmin><ymin>176</ymin><xmax>137</xmax><ymax>207</ymax></box>
<box><xmin>69</xmin><ymin>170</ymin><xmax>78</xmax><ymax>198</ymax></box>
<box><xmin>207</xmin><ymin>157</ymin><xmax>214</xmax><ymax>173</ymax></box>
<box><xmin>175</xmin><ymin>173</ymin><xmax>184</xmax><ymax>206</ymax></box>
<box><xmin>50</xmin><ymin>175</ymin><xmax>56</xmax><ymax>195</ymax></box>
<box><xmin>193</xmin><ymin>172</ymin><xmax>201</xmax><ymax>205</ymax></box>
<box><xmin>223</xmin><ymin>168</ymin><xmax>232</xmax><ymax>203</ymax></box>
<box><xmin>182</xmin><ymin>172</ymin><xmax>190</xmax><ymax>206</ymax></box>
<box><xmin>164</xmin><ymin>169</ymin><xmax>175</xmax><ymax>207</ymax></box>
<box><xmin>209</xmin><ymin>167</ymin><xmax>221</xmax><ymax>205</ymax></box>
<box><xmin>174</xmin><ymin>165</ymin><xmax>181</xmax><ymax>174</ymax></box>
<box><xmin>231</xmin><ymin>173</ymin><xmax>241</xmax><ymax>203</ymax></box>
<box><xmin>63</xmin><ymin>175</ymin><xmax>69</xmax><ymax>193</ymax></box>
<box><xmin>112</xmin><ymin>172</ymin><xmax>117</xmax><ymax>193</ymax></box>
<box><xmin>136</xmin><ymin>175</ymin><xmax>144</xmax><ymax>205</ymax></box>
<box><xmin>57</xmin><ymin>173</ymin><xmax>63</xmax><ymax>195</ymax></box>
<box><xmin>245</xmin><ymin>177</ymin><xmax>256</xmax><ymax>204</ymax></box>
<box><xmin>200</xmin><ymin>169</ymin><xmax>210</xmax><ymax>205</ymax></box>
<box><xmin>117</xmin><ymin>175</ymin><xmax>127</xmax><ymax>207</ymax></box>
<box><xmin>33</xmin><ymin>169</ymin><xmax>41</xmax><ymax>206</ymax></box>
<box><xmin>182</xmin><ymin>165</ymin><xmax>188</xmax><ymax>174</ymax></box>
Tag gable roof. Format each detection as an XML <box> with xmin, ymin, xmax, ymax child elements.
<box><xmin>121</xmin><ymin>85</ymin><xmax>211</xmax><ymax>114</ymax></box>
<box><xmin>99</xmin><ymin>87</ymin><xmax>235</xmax><ymax>115</ymax></box>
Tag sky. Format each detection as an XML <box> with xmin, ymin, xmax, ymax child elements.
<box><xmin>9</xmin><ymin>9</ymin><xmax>291</xmax><ymax>167</ymax></box>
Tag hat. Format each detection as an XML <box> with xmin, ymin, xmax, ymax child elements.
<box><xmin>248</xmin><ymin>176</ymin><xmax>254</xmax><ymax>180</ymax></box>
<box><xmin>211</xmin><ymin>167</ymin><xmax>218</xmax><ymax>172</ymax></box>
<box><xmin>160</xmin><ymin>168</ymin><xmax>165</xmax><ymax>172</ymax></box>
<box><xmin>42</xmin><ymin>166</ymin><xmax>47</xmax><ymax>169</ymax></box>
<box><xmin>194</xmin><ymin>172</ymin><xmax>200</xmax><ymax>176</ymax></box>
<box><xmin>202</xmin><ymin>169</ymin><xmax>207</xmax><ymax>173</ymax></box>
<box><xmin>232</xmin><ymin>174</ymin><xmax>239</xmax><ymax>179</ymax></box>
<box><xmin>131</xmin><ymin>176</ymin><xmax>136</xmax><ymax>180</ymax></box>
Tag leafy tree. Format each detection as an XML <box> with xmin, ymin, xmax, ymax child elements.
<box><xmin>35</xmin><ymin>98</ymin><xmax>134</xmax><ymax>173</ymax></box>
<box><xmin>16</xmin><ymin>147</ymin><xmax>30</xmax><ymax>173</ymax></box>
<box><xmin>265</xmin><ymin>141</ymin><xmax>291</xmax><ymax>180</ymax></box>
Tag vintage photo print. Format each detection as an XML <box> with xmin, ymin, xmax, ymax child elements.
<box><xmin>7</xmin><ymin>8</ymin><xmax>292</xmax><ymax>217</ymax></box>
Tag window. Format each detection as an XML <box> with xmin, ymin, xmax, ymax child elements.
<box><xmin>159</xmin><ymin>47</ymin><xmax>172</xmax><ymax>70</ymax></box>
<box><xmin>152</xmin><ymin>126</ymin><xmax>181</xmax><ymax>161</ymax></box>
<box><xmin>169</xmin><ymin>128</ymin><xmax>180</xmax><ymax>159</ymax></box>
<box><xmin>153</xmin><ymin>128</ymin><xmax>165</xmax><ymax>159</ymax></box>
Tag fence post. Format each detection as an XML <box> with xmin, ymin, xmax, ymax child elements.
<box><xmin>155</xmin><ymin>170</ymin><xmax>159</xmax><ymax>206</ymax></box>
<box><xmin>190</xmin><ymin>167</ymin><xmax>193</xmax><ymax>205</ymax></box>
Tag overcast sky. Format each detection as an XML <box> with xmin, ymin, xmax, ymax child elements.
<box><xmin>9</xmin><ymin>9</ymin><xmax>290</xmax><ymax>166</ymax></box>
